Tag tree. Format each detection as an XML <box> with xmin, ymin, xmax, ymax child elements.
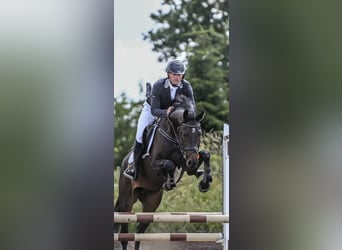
<box><xmin>186</xmin><ymin>28</ymin><xmax>229</xmax><ymax>131</ymax></box>
<box><xmin>142</xmin><ymin>0</ymin><xmax>229</xmax><ymax>131</ymax></box>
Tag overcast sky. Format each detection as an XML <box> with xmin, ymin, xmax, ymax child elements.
<box><xmin>114</xmin><ymin>0</ymin><xmax>166</xmax><ymax>101</ymax></box>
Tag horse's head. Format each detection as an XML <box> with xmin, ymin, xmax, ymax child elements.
<box><xmin>169</xmin><ymin>95</ymin><xmax>205</xmax><ymax>170</ymax></box>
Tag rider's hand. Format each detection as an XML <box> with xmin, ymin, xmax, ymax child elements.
<box><xmin>167</xmin><ymin>106</ymin><xmax>174</xmax><ymax>115</ymax></box>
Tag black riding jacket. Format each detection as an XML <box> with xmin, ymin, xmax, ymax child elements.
<box><xmin>150</xmin><ymin>77</ymin><xmax>195</xmax><ymax>118</ymax></box>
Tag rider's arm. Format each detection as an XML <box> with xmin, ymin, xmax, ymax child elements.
<box><xmin>150</xmin><ymin>82</ymin><xmax>169</xmax><ymax>118</ymax></box>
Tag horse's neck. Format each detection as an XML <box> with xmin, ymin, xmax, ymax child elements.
<box><xmin>159</xmin><ymin>118</ymin><xmax>176</xmax><ymax>134</ymax></box>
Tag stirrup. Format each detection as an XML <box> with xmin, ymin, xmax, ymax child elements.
<box><xmin>124</xmin><ymin>165</ymin><xmax>137</xmax><ymax>180</ymax></box>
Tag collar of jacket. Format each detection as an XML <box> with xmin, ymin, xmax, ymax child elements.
<box><xmin>164</xmin><ymin>78</ymin><xmax>183</xmax><ymax>89</ymax></box>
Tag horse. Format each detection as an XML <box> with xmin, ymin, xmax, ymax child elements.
<box><xmin>114</xmin><ymin>94</ymin><xmax>213</xmax><ymax>250</ymax></box>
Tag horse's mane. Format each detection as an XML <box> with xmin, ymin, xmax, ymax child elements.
<box><xmin>172</xmin><ymin>94</ymin><xmax>194</xmax><ymax>112</ymax></box>
<box><xmin>169</xmin><ymin>94</ymin><xmax>197</xmax><ymax>124</ymax></box>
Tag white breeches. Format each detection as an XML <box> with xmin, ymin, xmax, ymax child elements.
<box><xmin>135</xmin><ymin>102</ymin><xmax>155</xmax><ymax>144</ymax></box>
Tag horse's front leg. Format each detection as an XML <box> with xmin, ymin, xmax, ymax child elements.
<box><xmin>198</xmin><ymin>150</ymin><xmax>213</xmax><ymax>192</ymax></box>
<box><xmin>155</xmin><ymin>159</ymin><xmax>177</xmax><ymax>191</ymax></box>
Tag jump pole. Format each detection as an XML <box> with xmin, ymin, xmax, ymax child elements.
<box><xmin>113</xmin><ymin>213</ymin><xmax>229</xmax><ymax>223</ymax></box>
<box><xmin>114</xmin><ymin>233</ymin><xmax>223</xmax><ymax>242</ymax></box>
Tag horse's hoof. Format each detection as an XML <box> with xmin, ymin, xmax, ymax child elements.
<box><xmin>199</xmin><ymin>180</ymin><xmax>210</xmax><ymax>193</ymax></box>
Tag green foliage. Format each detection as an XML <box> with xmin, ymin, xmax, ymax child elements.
<box><xmin>186</xmin><ymin>28</ymin><xmax>229</xmax><ymax>131</ymax></box>
<box><xmin>114</xmin><ymin>131</ymin><xmax>225</xmax><ymax>233</ymax></box>
<box><xmin>114</xmin><ymin>93</ymin><xmax>144</xmax><ymax>168</ymax></box>
<box><xmin>201</xmin><ymin>128</ymin><xmax>224</xmax><ymax>155</ymax></box>
<box><xmin>142</xmin><ymin>0</ymin><xmax>229</xmax><ymax>131</ymax></box>
<box><xmin>143</xmin><ymin>0</ymin><xmax>229</xmax><ymax>62</ymax></box>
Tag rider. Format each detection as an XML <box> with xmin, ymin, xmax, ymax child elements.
<box><xmin>124</xmin><ymin>59</ymin><xmax>196</xmax><ymax>179</ymax></box>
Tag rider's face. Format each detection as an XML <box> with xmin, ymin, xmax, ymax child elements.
<box><xmin>168</xmin><ymin>73</ymin><xmax>183</xmax><ymax>86</ymax></box>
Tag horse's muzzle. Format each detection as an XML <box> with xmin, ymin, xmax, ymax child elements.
<box><xmin>186</xmin><ymin>153</ymin><xmax>199</xmax><ymax>169</ymax></box>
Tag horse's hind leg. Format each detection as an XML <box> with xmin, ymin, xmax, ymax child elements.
<box><xmin>113</xmin><ymin>196</ymin><xmax>130</xmax><ymax>250</ymax></box>
<box><xmin>114</xmin><ymin>199</ymin><xmax>120</xmax><ymax>233</ymax></box>
<box><xmin>115</xmin><ymin>195</ymin><xmax>136</xmax><ymax>250</ymax></box>
<box><xmin>115</xmin><ymin>184</ymin><xmax>137</xmax><ymax>250</ymax></box>
<box><xmin>134</xmin><ymin>189</ymin><xmax>163</xmax><ymax>250</ymax></box>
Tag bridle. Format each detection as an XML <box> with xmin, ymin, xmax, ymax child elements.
<box><xmin>157</xmin><ymin>116</ymin><xmax>201</xmax><ymax>161</ymax></box>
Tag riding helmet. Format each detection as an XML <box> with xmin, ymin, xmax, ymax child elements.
<box><xmin>165</xmin><ymin>59</ymin><xmax>186</xmax><ymax>74</ymax></box>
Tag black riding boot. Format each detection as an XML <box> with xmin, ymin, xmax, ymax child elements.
<box><xmin>124</xmin><ymin>142</ymin><xmax>143</xmax><ymax>180</ymax></box>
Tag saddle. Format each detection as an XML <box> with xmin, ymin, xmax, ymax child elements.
<box><xmin>141</xmin><ymin>119</ymin><xmax>159</xmax><ymax>159</ymax></box>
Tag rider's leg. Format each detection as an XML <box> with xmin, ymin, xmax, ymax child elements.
<box><xmin>124</xmin><ymin>141</ymin><xmax>144</xmax><ymax>179</ymax></box>
<box><xmin>124</xmin><ymin>101</ymin><xmax>154</xmax><ymax>180</ymax></box>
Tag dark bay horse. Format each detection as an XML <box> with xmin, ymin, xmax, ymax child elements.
<box><xmin>114</xmin><ymin>95</ymin><xmax>213</xmax><ymax>250</ymax></box>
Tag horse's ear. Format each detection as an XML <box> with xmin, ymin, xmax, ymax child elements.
<box><xmin>183</xmin><ymin>109</ymin><xmax>195</xmax><ymax>121</ymax></box>
<box><xmin>196</xmin><ymin>110</ymin><xmax>205</xmax><ymax>122</ymax></box>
